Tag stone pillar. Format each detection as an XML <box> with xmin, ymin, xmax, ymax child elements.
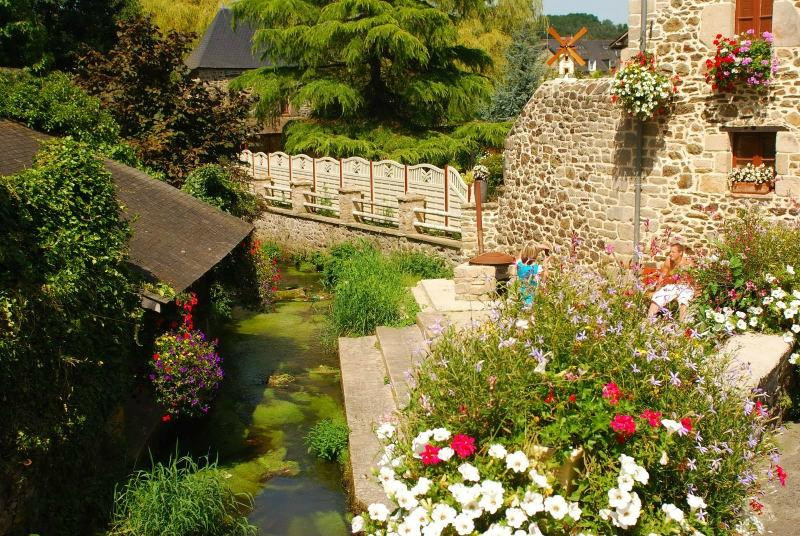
<box><xmin>398</xmin><ymin>193</ymin><xmax>425</xmax><ymax>234</ymax></box>
<box><xmin>460</xmin><ymin>202</ymin><xmax>478</xmax><ymax>258</ymax></box>
<box><xmin>338</xmin><ymin>187</ymin><xmax>362</xmax><ymax>223</ymax></box>
<box><xmin>290</xmin><ymin>179</ymin><xmax>313</xmax><ymax>214</ymax></box>
<box><xmin>453</xmin><ymin>263</ymin><xmax>496</xmax><ymax>301</ymax></box>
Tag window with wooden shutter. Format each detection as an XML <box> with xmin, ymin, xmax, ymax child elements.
<box><xmin>731</xmin><ymin>132</ymin><xmax>776</xmax><ymax>169</ymax></box>
<box><xmin>736</xmin><ymin>0</ymin><xmax>774</xmax><ymax>34</ymax></box>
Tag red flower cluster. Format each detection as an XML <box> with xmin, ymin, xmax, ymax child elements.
<box><xmin>610</xmin><ymin>414</ymin><xmax>636</xmax><ymax>441</ymax></box>
<box><xmin>451</xmin><ymin>434</ymin><xmax>476</xmax><ymax>458</ymax></box>
<box><xmin>777</xmin><ymin>465</ymin><xmax>788</xmax><ymax>487</ymax></box>
<box><xmin>421</xmin><ymin>444</ymin><xmax>441</xmax><ymax>465</ymax></box>
<box><xmin>602</xmin><ymin>382</ymin><xmax>621</xmax><ymax>405</ymax></box>
<box><xmin>640</xmin><ymin>409</ymin><xmax>662</xmax><ymax>427</ymax></box>
<box><xmin>681</xmin><ymin>417</ymin><xmax>693</xmax><ymax>434</ymax></box>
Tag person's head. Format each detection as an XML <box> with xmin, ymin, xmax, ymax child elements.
<box><xmin>668</xmin><ymin>243</ymin><xmax>686</xmax><ymax>263</ymax></box>
<box><xmin>520</xmin><ymin>244</ymin><xmax>549</xmax><ymax>263</ymax></box>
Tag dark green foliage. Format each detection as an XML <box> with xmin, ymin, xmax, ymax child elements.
<box><xmin>322</xmin><ymin>240</ymin><xmax>378</xmax><ymax>290</ymax></box>
<box><xmin>73</xmin><ymin>15</ymin><xmax>252</xmax><ymax>185</ymax></box>
<box><xmin>0</xmin><ymin>0</ymin><xmax>139</xmax><ymax>69</ymax></box>
<box><xmin>232</xmin><ymin>0</ymin><xmax>493</xmax><ymax>130</ymax></box>
<box><xmin>209</xmin><ymin>282</ymin><xmax>234</xmax><ymax>322</ymax></box>
<box><xmin>0</xmin><ymin>139</ymin><xmax>139</xmax><ymax>533</ymax></box>
<box><xmin>481</xmin><ymin>23</ymin><xmax>548</xmax><ymax>120</ymax></box>
<box><xmin>306</xmin><ymin>419</ymin><xmax>349</xmax><ymax>462</ymax></box>
<box><xmin>109</xmin><ymin>454</ymin><xmax>257</xmax><ymax>536</ymax></box>
<box><xmin>284</xmin><ymin>120</ymin><xmax>511</xmax><ymax>170</ymax></box>
<box><xmin>182</xmin><ymin>164</ymin><xmax>263</xmax><ymax>221</ymax></box>
<box><xmin>389</xmin><ymin>251</ymin><xmax>453</xmax><ymax>280</ymax></box>
<box><xmin>547</xmin><ymin>13</ymin><xmax>628</xmax><ymax>40</ymax></box>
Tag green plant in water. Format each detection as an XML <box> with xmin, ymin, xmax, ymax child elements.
<box><xmin>305</xmin><ymin>419</ymin><xmax>349</xmax><ymax>463</ymax></box>
<box><xmin>109</xmin><ymin>453</ymin><xmax>257</xmax><ymax>536</ymax></box>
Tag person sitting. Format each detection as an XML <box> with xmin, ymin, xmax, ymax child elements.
<box><xmin>515</xmin><ymin>244</ymin><xmax>549</xmax><ymax>305</ymax></box>
<box><xmin>647</xmin><ymin>243</ymin><xmax>695</xmax><ymax>322</ymax></box>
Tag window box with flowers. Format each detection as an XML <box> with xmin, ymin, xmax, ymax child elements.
<box><xmin>611</xmin><ymin>52</ymin><xmax>678</xmax><ymax>120</ymax></box>
<box><xmin>705</xmin><ymin>30</ymin><xmax>778</xmax><ymax>92</ymax></box>
<box><xmin>728</xmin><ymin>162</ymin><xmax>776</xmax><ymax>194</ymax></box>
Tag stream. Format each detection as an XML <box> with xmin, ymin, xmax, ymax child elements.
<box><xmin>149</xmin><ymin>266</ymin><xmax>349</xmax><ymax>535</ymax></box>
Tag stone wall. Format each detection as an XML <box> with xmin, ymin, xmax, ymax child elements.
<box><xmin>254</xmin><ymin>208</ymin><xmax>464</xmax><ymax>264</ymax></box>
<box><xmin>498</xmin><ymin>0</ymin><xmax>800</xmax><ymax>261</ymax></box>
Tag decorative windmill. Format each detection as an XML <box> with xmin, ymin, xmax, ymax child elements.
<box><xmin>546</xmin><ymin>26</ymin><xmax>588</xmax><ymax>78</ymax></box>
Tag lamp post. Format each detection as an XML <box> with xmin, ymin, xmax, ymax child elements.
<box><xmin>633</xmin><ymin>0</ymin><xmax>648</xmax><ymax>264</ymax></box>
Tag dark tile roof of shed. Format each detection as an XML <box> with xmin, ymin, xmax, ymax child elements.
<box><xmin>186</xmin><ymin>7</ymin><xmax>272</xmax><ymax>70</ymax></box>
<box><xmin>546</xmin><ymin>39</ymin><xmax>620</xmax><ymax>66</ymax></box>
<box><xmin>0</xmin><ymin>120</ymin><xmax>253</xmax><ymax>294</ymax></box>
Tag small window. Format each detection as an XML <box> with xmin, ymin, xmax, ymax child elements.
<box><xmin>731</xmin><ymin>131</ymin><xmax>776</xmax><ymax>169</ymax></box>
<box><xmin>736</xmin><ymin>0</ymin><xmax>773</xmax><ymax>34</ymax></box>
<box><xmin>588</xmin><ymin>59</ymin><xmax>597</xmax><ymax>72</ymax></box>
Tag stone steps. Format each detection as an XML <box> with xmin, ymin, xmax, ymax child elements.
<box><xmin>338</xmin><ymin>335</ymin><xmax>395</xmax><ymax>508</ymax></box>
<box><xmin>375</xmin><ymin>325</ymin><xmax>428</xmax><ymax>407</ymax></box>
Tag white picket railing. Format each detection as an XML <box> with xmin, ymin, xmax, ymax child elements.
<box><xmin>239</xmin><ymin>150</ymin><xmax>471</xmax><ymax>229</ymax></box>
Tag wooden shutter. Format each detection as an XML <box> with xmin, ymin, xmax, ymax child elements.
<box><xmin>736</xmin><ymin>0</ymin><xmax>773</xmax><ymax>34</ymax></box>
<box><xmin>732</xmin><ymin>132</ymin><xmax>776</xmax><ymax>169</ymax></box>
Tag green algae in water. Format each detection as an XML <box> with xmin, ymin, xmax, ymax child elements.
<box><xmin>251</xmin><ymin>399</ymin><xmax>305</xmax><ymax>429</ymax></box>
<box><xmin>286</xmin><ymin>510</ymin><xmax>347</xmax><ymax>536</ymax></box>
<box><xmin>224</xmin><ymin>448</ymin><xmax>300</xmax><ymax>496</ymax></box>
<box><xmin>289</xmin><ymin>391</ymin><xmax>344</xmax><ymax>421</ymax></box>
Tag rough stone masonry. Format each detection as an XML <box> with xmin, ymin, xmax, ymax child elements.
<box><xmin>495</xmin><ymin>0</ymin><xmax>800</xmax><ymax>263</ymax></box>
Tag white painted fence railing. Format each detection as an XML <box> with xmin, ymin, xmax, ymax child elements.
<box><xmin>239</xmin><ymin>150</ymin><xmax>471</xmax><ymax>233</ymax></box>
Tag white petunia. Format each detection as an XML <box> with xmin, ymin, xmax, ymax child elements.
<box><xmin>632</xmin><ymin>465</ymin><xmax>649</xmax><ymax>485</ymax></box>
<box><xmin>432</xmin><ymin>428</ymin><xmax>450</xmax><ymax>442</ymax></box>
<box><xmin>368</xmin><ymin>503</ymin><xmax>390</xmax><ymax>522</ymax></box>
<box><xmin>662</xmin><ymin>503</ymin><xmax>685</xmax><ymax>523</ymax></box>
<box><xmin>397</xmin><ymin>520</ymin><xmax>422</xmax><ymax>536</ymax></box>
<box><xmin>515</xmin><ymin>318</ymin><xmax>530</xmax><ymax>330</ymax></box>
<box><xmin>790</xmin><ymin>353</ymin><xmax>799</xmax><ymax>365</ymax></box>
<box><xmin>527</xmin><ymin>523</ymin><xmax>544</xmax><ymax>536</ymax></box>
<box><xmin>568</xmin><ymin>501</ymin><xmax>582</xmax><ymax>521</ymax></box>
<box><xmin>506</xmin><ymin>451</ymin><xmax>530</xmax><ymax>473</ymax></box>
<box><xmin>520</xmin><ymin>491</ymin><xmax>544</xmax><ymax>516</ymax></box>
<box><xmin>737</xmin><ymin>319</ymin><xmax>748</xmax><ymax>330</ymax></box>
<box><xmin>793</xmin><ymin>324</ymin><xmax>800</xmax><ymax>333</ymax></box>
<box><xmin>351</xmin><ymin>514</ymin><xmax>365</xmax><ymax>533</ymax></box>
<box><xmin>787</xmin><ymin>265</ymin><xmax>795</xmax><ymax>275</ymax></box>
<box><xmin>412</xmin><ymin>430</ymin><xmax>434</xmax><ymax>454</ymax></box>
<box><xmin>544</xmin><ymin>495</ymin><xmax>569</xmax><ymax>520</ymax></box>
<box><xmin>431</xmin><ymin>503</ymin><xmax>457</xmax><ymax>525</ymax></box>
<box><xmin>457</xmin><ymin>463</ymin><xmax>480</xmax><ymax>482</ymax></box>
<box><xmin>713</xmin><ymin>312</ymin><xmax>726</xmax><ymax>323</ymax></box>
<box><xmin>660</xmin><ymin>451</ymin><xmax>669</xmax><ymax>465</ymax></box>
<box><xmin>453</xmin><ymin>514</ymin><xmax>474</xmax><ymax>536</ymax></box>
<box><xmin>461</xmin><ymin>500</ymin><xmax>483</xmax><ymax>519</ymax></box>
<box><xmin>662</xmin><ymin>419</ymin><xmax>682</xmax><ymax>434</ymax></box>
<box><xmin>379</xmin><ymin>466</ymin><xmax>396</xmax><ymax>484</ymax></box>
<box><xmin>616</xmin><ymin>492</ymin><xmax>642</xmax><ymax>528</ymax></box>
<box><xmin>608</xmin><ymin>487</ymin><xmax>631</xmax><ymax>509</ymax></box>
<box><xmin>505</xmin><ymin>507</ymin><xmax>528</xmax><ymax>529</ymax></box>
<box><xmin>488</xmin><ymin>443</ymin><xmax>508</xmax><ymax>459</ymax></box>
<box><xmin>785</xmin><ymin>308</ymin><xmax>797</xmax><ymax>319</ymax></box>
<box><xmin>617</xmin><ymin>473</ymin><xmax>634</xmax><ymax>492</ymax></box>
<box><xmin>686</xmin><ymin>493</ymin><xmax>707</xmax><ymax>511</ymax></box>
<box><xmin>528</xmin><ymin>468</ymin><xmax>551</xmax><ymax>489</ymax></box>
<box><xmin>437</xmin><ymin>447</ymin><xmax>454</xmax><ymax>462</ymax></box>
<box><xmin>396</xmin><ymin>489</ymin><xmax>419</xmax><ymax>510</ymax></box>
<box><xmin>784</xmin><ymin>332</ymin><xmax>795</xmax><ymax>343</ymax></box>
<box><xmin>410</xmin><ymin>477</ymin><xmax>432</xmax><ymax>497</ymax></box>
<box><xmin>479</xmin><ymin>492</ymin><xmax>504</xmax><ymax>515</ymax></box>
<box><xmin>377</xmin><ymin>422</ymin><xmax>396</xmax><ymax>440</ymax></box>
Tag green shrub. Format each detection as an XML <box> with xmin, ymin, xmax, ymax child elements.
<box><xmin>209</xmin><ymin>282</ymin><xmax>234</xmax><ymax>322</ymax></box>
<box><xmin>109</xmin><ymin>454</ymin><xmax>257</xmax><ymax>536</ymax></box>
<box><xmin>389</xmin><ymin>251</ymin><xmax>453</xmax><ymax>280</ymax></box>
<box><xmin>329</xmin><ymin>249</ymin><xmax>419</xmax><ymax>337</ymax></box>
<box><xmin>321</xmin><ymin>240</ymin><xmax>378</xmax><ymax>289</ymax></box>
<box><xmin>306</xmin><ymin>419</ymin><xmax>349</xmax><ymax>462</ymax></box>
<box><xmin>182</xmin><ymin>164</ymin><xmax>263</xmax><ymax>221</ymax></box>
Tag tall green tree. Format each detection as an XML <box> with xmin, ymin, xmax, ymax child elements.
<box><xmin>0</xmin><ymin>0</ymin><xmax>138</xmax><ymax>69</ymax></box>
<box><xmin>481</xmin><ymin>22</ymin><xmax>549</xmax><ymax>120</ymax></box>
<box><xmin>231</xmin><ymin>0</ymin><xmax>493</xmax><ymax>129</ymax></box>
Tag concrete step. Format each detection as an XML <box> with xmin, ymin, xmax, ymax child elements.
<box><xmin>721</xmin><ymin>333</ymin><xmax>794</xmax><ymax>409</ymax></box>
<box><xmin>419</xmin><ymin>279</ymin><xmax>494</xmax><ymax>312</ymax></box>
<box><xmin>411</xmin><ymin>282</ymin><xmax>434</xmax><ymax>312</ymax></box>
<box><xmin>338</xmin><ymin>336</ymin><xmax>394</xmax><ymax>508</ymax></box>
<box><xmin>416</xmin><ymin>310</ymin><xmax>490</xmax><ymax>340</ymax></box>
<box><xmin>375</xmin><ymin>325</ymin><xmax>428</xmax><ymax>407</ymax></box>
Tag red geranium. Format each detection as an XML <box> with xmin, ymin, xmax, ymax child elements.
<box><xmin>777</xmin><ymin>465</ymin><xmax>788</xmax><ymax>486</ymax></box>
<box><xmin>450</xmin><ymin>434</ymin><xmax>476</xmax><ymax>459</ymax></box>
<box><xmin>610</xmin><ymin>414</ymin><xmax>636</xmax><ymax>441</ymax></box>
<box><xmin>640</xmin><ymin>409</ymin><xmax>662</xmax><ymax>427</ymax></box>
<box><xmin>602</xmin><ymin>382</ymin><xmax>621</xmax><ymax>405</ymax></box>
<box><xmin>421</xmin><ymin>444</ymin><xmax>441</xmax><ymax>465</ymax></box>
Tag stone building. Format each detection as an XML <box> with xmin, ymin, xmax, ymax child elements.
<box><xmin>497</xmin><ymin>0</ymin><xmax>800</xmax><ymax>262</ymax></box>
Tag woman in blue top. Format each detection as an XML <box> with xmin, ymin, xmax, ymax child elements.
<box><xmin>515</xmin><ymin>244</ymin><xmax>549</xmax><ymax>305</ymax></box>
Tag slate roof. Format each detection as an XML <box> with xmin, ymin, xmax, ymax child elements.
<box><xmin>546</xmin><ymin>39</ymin><xmax>621</xmax><ymax>71</ymax></box>
<box><xmin>0</xmin><ymin>120</ymin><xmax>254</xmax><ymax>295</ymax></box>
<box><xmin>186</xmin><ymin>8</ymin><xmax>271</xmax><ymax>71</ymax></box>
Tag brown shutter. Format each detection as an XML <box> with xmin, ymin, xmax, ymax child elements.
<box><xmin>736</xmin><ymin>0</ymin><xmax>757</xmax><ymax>34</ymax></box>
<box><xmin>760</xmin><ymin>0</ymin><xmax>773</xmax><ymax>33</ymax></box>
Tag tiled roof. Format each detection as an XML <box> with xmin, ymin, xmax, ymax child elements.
<box><xmin>186</xmin><ymin>7</ymin><xmax>272</xmax><ymax>70</ymax></box>
<box><xmin>0</xmin><ymin>120</ymin><xmax>254</xmax><ymax>294</ymax></box>
<box><xmin>546</xmin><ymin>39</ymin><xmax>621</xmax><ymax>70</ymax></box>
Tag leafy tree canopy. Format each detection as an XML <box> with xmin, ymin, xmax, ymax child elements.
<box><xmin>138</xmin><ymin>0</ymin><xmax>223</xmax><ymax>38</ymax></box>
<box><xmin>182</xmin><ymin>164</ymin><xmax>263</xmax><ymax>221</ymax></box>
<box><xmin>73</xmin><ymin>16</ymin><xmax>252</xmax><ymax>185</ymax></box>
<box><xmin>0</xmin><ymin>0</ymin><xmax>138</xmax><ymax>69</ymax></box>
<box><xmin>547</xmin><ymin>13</ymin><xmax>628</xmax><ymax>40</ymax></box>
<box><xmin>231</xmin><ymin>0</ymin><xmax>494</xmax><ymax>129</ymax></box>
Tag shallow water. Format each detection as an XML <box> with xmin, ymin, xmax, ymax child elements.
<box><xmin>151</xmin><ymin>267</ymin><xmax>349</xmax><ymax>535</ymax></box>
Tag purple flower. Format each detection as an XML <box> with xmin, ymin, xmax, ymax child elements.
<box><xmin>575</xmin><ymin>331</ymin><xmax>587</xmax><ymax>342</ymax></box>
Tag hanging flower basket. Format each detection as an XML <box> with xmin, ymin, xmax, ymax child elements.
<box><xmin>728</xmin><ymin>163</ymin><xmax>775</xmax><ymax>194</ymax></box>
<box><xmin>611</xmin><ymin>52</ymin><xmax>679</xmax><ymax>120</ymax></box>
<box><xmin>706</xmin><ymin>30</ymin><xmax>778</xmax><ymax>92</ymax></box>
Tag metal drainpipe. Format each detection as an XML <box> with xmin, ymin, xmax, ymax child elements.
<box><xmin>633</xmin><ymin>0</ymin><xmax>648</xmax><ymax>264</ymax></box>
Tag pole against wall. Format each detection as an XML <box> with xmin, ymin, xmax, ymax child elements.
<box><xmin>633</xmin><ymin>0</ymin><xmax>647</xmax><ymax>264</ymax></box>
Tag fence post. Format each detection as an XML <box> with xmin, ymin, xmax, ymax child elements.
<box><xmin>267</xmin><ymin>152</ymin><xmax>271</xmax><ymax>177</ymax></box>
<box><xmin>338</xmin><ymin>187</ymin><xmax>362</xmax><ymax>224</ymax></box>
<box><xmin>312</xmin><ymin>158</ymin><xmax>317</xmax><ymax>192</ymax></box>
<box><xmin>290</xmin><ymin>179</ymin><xmax>313</xmax><ymax>214</ymax></box>
<box><xmin>289</xmin><ymin>156</ymin><xmax>293</xmax><ymax>183</ymax></box>
<box><xmin>398</xmin><ymin>193</ymin><xmax>425</xmax><ymax>235</ymax></box>
<box><xmin>474</xmin><ymin>179</ymin><xmax>484</xmax><ymax>254</ymax></box>
<box><xmin>339</xmin><ymin>158</ymin><xmax>343</xmax><ymax>188</ymax></box>
<box><xmin>444</xmin><ymin>165</ymin><xmax>449</xmax><ymax>227</ymax></box>
<box><xmin>404</xmin><ymin>164</ymin><xmax>409</xmax><ymax>193</ymax></box>
<box><xmin>369</xmin><ymin>160</ymin><xmax>374</xmax><ymax>214</ymax></box>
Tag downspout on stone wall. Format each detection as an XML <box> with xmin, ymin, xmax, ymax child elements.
<box><xmin>633</xmin><ymin>0</ymin><xmax>648</xmax><ymax>264</ymax></box>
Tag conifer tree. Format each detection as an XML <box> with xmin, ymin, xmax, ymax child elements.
<box><xmin>231</xmin><ymin>0</ymin><xmax>493</xmax><ymax>129</ymax></box>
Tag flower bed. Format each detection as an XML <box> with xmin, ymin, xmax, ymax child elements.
<box><xmin>706</xmin><ymin>31</ymin><xmax>778</xmax><ymax>92</ymax></box>
<box><xmin>150</xmin><ymin>293</ymin><xmax>224</xmax><ymax>419</ymax></box>
<box><xmin>611</xmin><ymin>52</ymin><xmax>678</xmax><ymax>120</ymax></box>
<box><xmin>354</xmin><ymin>262</ymin><xmax>783</xmax><ymax>535</ymax></box>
